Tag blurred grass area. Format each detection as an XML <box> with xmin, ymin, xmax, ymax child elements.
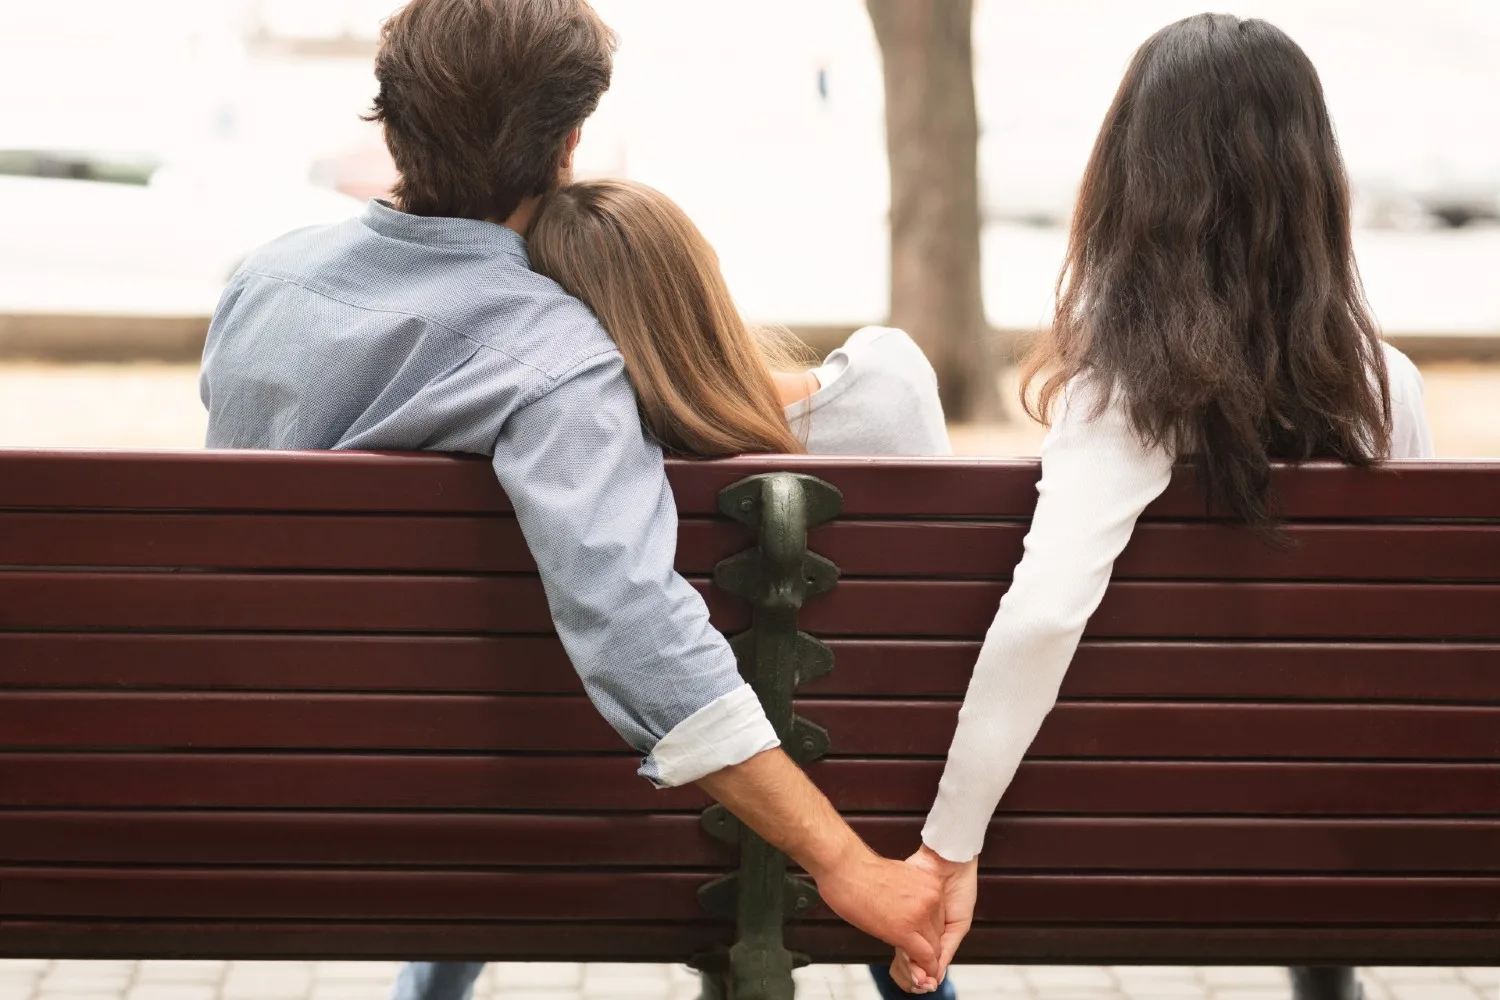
<box><xmin>0</xmin><ymin>360</ymin><xmax>1496</xmax><ymax>457</ymax></box>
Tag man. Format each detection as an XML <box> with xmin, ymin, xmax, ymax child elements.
<box><xmin>199</xmin><ymin>0</ymin><xmax>949</xmax><ymax>990</ymax></box>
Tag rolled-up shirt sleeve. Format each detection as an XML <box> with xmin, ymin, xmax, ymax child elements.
<box><xmin>491</xmin><ymin>349</ymin><xmax>779</xmax><ymax>787</ymax></box>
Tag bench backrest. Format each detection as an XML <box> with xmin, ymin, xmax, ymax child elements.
<box><xmin>1</xmin><ymin>450</ymin><xmax>1497</xmax><ymax>966</ymax></box>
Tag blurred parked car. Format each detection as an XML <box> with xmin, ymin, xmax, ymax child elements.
<box><xmin>310</xmin><ymin>142</ymin><xmax>398</xmax><ymax>202</ymax></box>
<box><xmin>0</xmin><ymin>149</ymin><xmax>363</xmax><ymax>314</ymax></box>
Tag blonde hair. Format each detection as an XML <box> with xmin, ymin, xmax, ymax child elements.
<box><xmin>528</xmin><ymin>179</ymin><xmax>807</xmax><ymax>457</ymax></box>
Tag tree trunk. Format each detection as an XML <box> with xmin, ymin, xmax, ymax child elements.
<box><xmin>866</xmin><ymin>0</ymin><xmax>1000</xmax><ymax>422</ymax></box>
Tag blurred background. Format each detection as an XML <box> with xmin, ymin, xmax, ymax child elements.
<box><xmin>0</xmin><ymin>0</ymin><xmax>1496</xmax><ymax>453</ymax></box>
<box><xmin>0</xmin><ymin>5</ymin><xmax>1495</xmax><ymax>997</ymax></box>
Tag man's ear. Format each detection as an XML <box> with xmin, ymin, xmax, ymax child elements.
<box><xmin>559</xmin><ymin>128</ymin><xmax>581</xmax><ymax>174</ymax></box>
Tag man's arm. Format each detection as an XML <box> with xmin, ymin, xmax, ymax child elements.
<box><xmin>489</xmin><ymin>350</ymin><xmax>942</xmax><ymax>966</ymax></box>
<box><xmin>491</xmin><ymin>349</ymin><xmax>774</xmax><ymax>782</ymax></box>
<box><xmin>699</xmin><ymin>749</ymin><xmax>943</xmax><ymax>974</ymax></box>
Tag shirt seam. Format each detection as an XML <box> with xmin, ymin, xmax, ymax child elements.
<box><xmin>359</xmin><ymin>202</ymin><xmax>531</xmax><ymax>260</ymax></box>
<box><xmin>499</xmin><ymin>341</ymin><xmax>623</xmax><ymax>412</ymax></box>
<box><xmin>238</xmin><ymin>266</ymin><xmax>538</xmax><ymax>360</ymax></box>
<box><xmin>236</xmin><ymin>267</ymin><xmax>597</xmax><ymax>392</ymax></box>
<box><xmin>359</xmin><ymin>221</ymin><xmax>530</xmax><ymax>262</ymax></box>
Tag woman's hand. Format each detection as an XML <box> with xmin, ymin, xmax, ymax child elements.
<box><xmin>887</xmin><ymin>844</ymin><xmax>979</xmax><ymax>993</ymax></box>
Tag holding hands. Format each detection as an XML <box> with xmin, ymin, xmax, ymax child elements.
<box><xmin>808</xmin><ymin>840</ymin><xmax>947</xmax><ymax>980</ymax></box>
<box><xmin>807</xmin><ymin>835</ymin><xmax>976</xmax><ymax>996</ymax></box>
<box><xmin>887</xmin><ymin>846</ymin><xmax>979</xmax><ymax>994</ymax></box>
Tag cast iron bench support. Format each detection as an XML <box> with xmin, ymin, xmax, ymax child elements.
<box><xmin>692</xmin><ymin>473</ymin><xmax>842</xmax><ymax>1000</ymax></box>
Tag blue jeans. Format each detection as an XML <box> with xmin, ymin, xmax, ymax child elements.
<box><xmin>391</xmin><ymin>963</ymin><xmax>957</xmax><ymax>1000</ymax></box>
<box><xmin>868</xmin><ymin>962</ymin><xmax>959</xmax><ymax>1000</ymax></box>
<box><xmin>390</xmin><ymin>963</ymin><xmax>486</xmax><ymax>1000</ymax></box>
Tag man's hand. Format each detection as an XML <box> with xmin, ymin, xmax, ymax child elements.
<box><xmin>695</xmin><ymin>749</ymin><xmax>944</xmax><ymax>974</ymax></box>
<box><xmin>888</xmin><ymin>845</ymin><xmax>979</xmax><ymax>993</ymax></box>
<box><xmin>805</xmin><ymin>840</ymin><xmax>945</xmax><ymax>979</ymax></box>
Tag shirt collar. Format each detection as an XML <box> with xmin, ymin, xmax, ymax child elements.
<box><xmin>360</xmin><ymin>199</ymin><xmax>530</xmax><ymax>265</ymax></box>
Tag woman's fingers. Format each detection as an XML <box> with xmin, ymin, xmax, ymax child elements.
<box><xmin>891</xmin><ymin>950</ymin><xmax>938</xmax><ymax>994</ymax></box>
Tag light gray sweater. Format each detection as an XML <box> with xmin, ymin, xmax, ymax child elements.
<box><xmin>783</xmin><ymin>325</ymin><xmax>952</xmax><ymax>456</ymax></box>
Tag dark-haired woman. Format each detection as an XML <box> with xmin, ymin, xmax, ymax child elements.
<box><xmin>894</xmin><ymin>14</ymin><xmax>1432</xmax><ymax>999</ymax></box>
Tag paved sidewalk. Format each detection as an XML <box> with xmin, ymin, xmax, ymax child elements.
<box><xmin>0</xmin><ymin>962</ymin><xmax>1494</xmax><ymax>1000</ymax></box>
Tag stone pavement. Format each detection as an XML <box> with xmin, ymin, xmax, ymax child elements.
<box><xmin>0</xmin><ymin>962</ymin><xmax>1493</xmax><ymax>1000</ymax></box>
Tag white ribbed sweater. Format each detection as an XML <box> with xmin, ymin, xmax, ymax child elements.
<box><xmin>920</xmin><ymin>343</ymin><xmax>1435</xmax><ymax>862</ymax></box>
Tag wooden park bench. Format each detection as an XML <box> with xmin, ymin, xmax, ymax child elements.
<box><xmin>1</xmin><ymin>449</ymin><xmax>1497</xmax><ymax>1000</ymax></box>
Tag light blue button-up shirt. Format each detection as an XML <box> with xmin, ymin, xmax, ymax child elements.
<box><xmin>200</xmin><ymin>200</ymin><xmax>778</xmax><ymax>785</ymax></box>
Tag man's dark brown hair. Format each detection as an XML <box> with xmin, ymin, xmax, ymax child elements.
<box><xmin>366</xmin><ymin>0</ymin><xmax>615</xmax><ymax>223</ymax></box>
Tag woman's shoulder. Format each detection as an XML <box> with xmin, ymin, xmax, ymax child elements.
<box><xmin>1049</xmin><ymin>372</ymin><xmax>1131</xmax><ymax>429</ymax></box>
<box><xmin>810</xmin><ymin>325</ymin><xmax>940</xmax><ymax>399</ymax></box>
<box><xmin>1378</xmin><ymin>341</ymin><xmax>1435</xmax><ymax>459</ymax></box>
<box><xmin>793</xmin><ymin>325</ymin><xmax>950</xmax><ymax>456</ymax></box>
<box><xmin>839</xmin><ymin>326</ymin><xmax>941</xmax><ymax>400</ymax></box>
<box><xmin>1380</xmin><ymin>341</ymin><xmax>1425</xmax><ymax>401</ymax></box>
<box><xmin>837</xmin><ymin>325</ymin><xmax>935</xmax><ymax>368</ymax></box>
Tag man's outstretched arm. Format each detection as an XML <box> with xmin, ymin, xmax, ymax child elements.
<box><xmin>490</xmin><ymin>348</ymin><xmax>780</xmax><ymax>783</ymax></box>
<box><xmin>487</xmin><ymin>347</ymin><xmax>942</xmax><ymax>966</ymax></box>
<box><xmin>699</xmin><ymin>748</ymin><xmax>943</xmax><ymax>976</ymax></box>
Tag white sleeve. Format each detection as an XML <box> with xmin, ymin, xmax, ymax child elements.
<box><xmin>1382</xmin><ymin>344</ymin><xmax>1435</xmax><ymax>459</ymax></box>
<box><xmin>920</xmin><ymin>383</ymin><xmax>1175</xmax><ymax>862</ymax></box>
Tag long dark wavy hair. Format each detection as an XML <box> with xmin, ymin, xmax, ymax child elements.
<box><xmin>1024</xmin><ymin>13</ymin><xmax>1392</xmax><ymax>527</ymax></box>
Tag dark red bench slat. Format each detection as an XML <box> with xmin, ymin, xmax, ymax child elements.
<box><xmin>0</xmin><ymin>572</ymin><xmax>560</xmax><ymax>634</ymax></box>
<box><xmin>0</xmin><ymin>869</ymin><xmax>718</xmax><ymax>921</ymax></box>
<box><xmin>963</xmin><ymin>875</ymin><xmax>1500</xmax><ymax>924</ymax></box>
<box><xmin>664</xmin><ymin>457</ymin><xmax>1500</xmax><ymax>521</ymax></box>
<box><xmin>806</xmin><ymin>702</ymin><xmax>1500</xmax><ymax>760</ymax></box>
<box><xmin>0</xmin><ymin>450</ymin><xmax>510</xmax><ymax>515</ymax></box>
<box><xmin>6</xmin><ymin>574</ymin><xmax>1499</xmax><ymax>638</ymax></box>
<box><xmin>812</xmin><ymin>521</ymin><xmax>1500</xmax><ymax>582</ymax></box>
<box><xmin>7</xmin><ymin>512</ymin><xmax>1500</xmax><ymax>582</ymax></box>
<box><xmin>800</xmin><ymin>580</ymin><xmax>1500</xmax><ymax>639</ymax></box>
<box><xmin>6</xmin><ymin>920</ymin><xmax>1491</xmax><ymax>965</ymax></box>
<box><xmin>4</xmin><ymin>450</ymin><xmax>1496</xmax><ymax>520</ymax></box>
<box><xmin>809</xmin><ymin>641</ymin><xmax>1500</xmax><ymax>702</ymax></box>
<box><xmin>0</xmin><ymin>633</ymin><xmax>578</xmax><ymax>693</ymax></box>
<box><xmin>4</xmin><ymin>812</ymin><xmax>1496</xmax><ymax>873</ymax></box>
<box><xmin>4</xmin><ymin>868</ymin><xmax>1496</xmax><ymax>924</ymax></box>
<box><xmin>0</xmin><ymin>920</ymin><xmax>726</xmax><ymax>964</ymax></box>
<box><xmin>7</xmin><ymin>693</ymin><xmax>1497</xmax><ymax>760</ymax></box>
<box><xmin>7</xmin><ymin>634</ymin><xmax>1499</xmax><ymax>704</ymax></box>
<box><xmin>0</xmin><ymin>512</ymin><xmax>543</xmax><ymax>573</ymax></box>
<box><xmin>4</xmin><ymin>755</ymin><xmax>1495</xmax><ymax>815</ymax></box>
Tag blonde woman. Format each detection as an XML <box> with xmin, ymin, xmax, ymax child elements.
<box><xmin>528</xmin><ymin>178</ymin><xmax>951</xmax><ymax>461</ymax></box>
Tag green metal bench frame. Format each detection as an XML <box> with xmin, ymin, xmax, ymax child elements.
<box><xmin>692</xmin><ymin>472</ymin><xmax>843</xmax><ymax>1000</ymax></box>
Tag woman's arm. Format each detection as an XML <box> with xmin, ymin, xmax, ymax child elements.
<box><xmin>921</xmin><ymin>382</ymin><xmax>1176</xmax><ymax>862</ymax></box>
